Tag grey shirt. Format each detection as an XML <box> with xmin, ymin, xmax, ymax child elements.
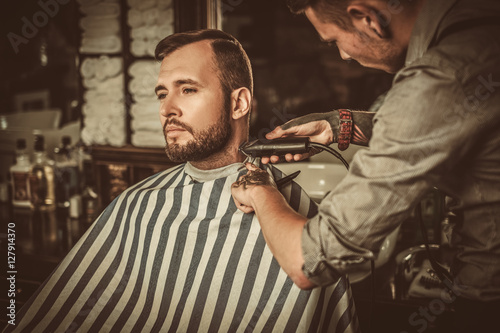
<box><xmin>301</xmin><ymin>0</ymin><xmax>500</xmax><ymax>301</ymax></box>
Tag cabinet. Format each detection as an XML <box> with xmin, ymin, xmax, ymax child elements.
<box><xmin>90</xmin><ymin>145</ymin><xmax>178</xmax><ymax>208</ymax></box>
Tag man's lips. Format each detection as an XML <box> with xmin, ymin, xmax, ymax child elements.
<box><xmin>165</xmin><ymin>125</ymin><xmax>190</xmax><ymax>139</ymax></box>
<box><xmin>166</xmin><ymin>125</ymin><xmax>185</xmax><ymax>132</ymax></box>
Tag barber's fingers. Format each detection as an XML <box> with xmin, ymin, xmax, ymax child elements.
<box><xmin>231</xmin><ymin>184</ymin><xmax>254</xmax><ymax>213</ymax></box>
<box><xmin>265</xmin><ymin>125</ymin><xmax>297</xmax><ymax>140</ymax></box>
<box><xmin>232</xmin><ymin>197</ymin><xmax>255</xmax><ymax>214</ymax></box>
<box><xmin>273</xmin><ymin>154</ymin><xmax>294</xmax><ymax>163</ymax></box>
<box><xmin>262</xmin><ymin>155</ymin><xmax>288</xmax><ymax>164</ymax></box>
<box><xmin>231</xmin><ymin>181</ymin><xmax>255</xmax><ymax>213</ymax></box>
<box><xmin>270</xmin><ymin>155</ymin><xmax>281</xmax><ymax>163</ymax></box>
<box><xmin>265</xmin><ymin>126</ymin><xmax>284</xmax><ymax>140</ymax></box>
<box><xmin>291</xmin><ymin>153</ymin><xmax>305</xmax><ymax>161</ymax></box>
<box><xmin>262</xmin><ymin>153</ymin><xmax>307</xmax><ymax>164</ymax></box>
<box><xmin>261</xmin><ymin>155</ymin><xmax>282</xmax><ymax>164</ymax></box>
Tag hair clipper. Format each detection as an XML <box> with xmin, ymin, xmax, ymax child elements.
<box><xmin>239</xmin><ymin>137</ymin><xmax>311</xmax><ymax>158</ymax></box>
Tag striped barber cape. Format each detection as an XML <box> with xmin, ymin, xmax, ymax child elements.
<box><xmin>5</xmin><ymin>162</ymin><xmax>359</xmax><ymax>333</ymax></box>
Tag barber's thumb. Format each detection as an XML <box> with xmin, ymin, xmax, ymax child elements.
<box><xmin>266</xmin><ymin>126</ymin><xmax>286</xmax><ymax>139</ymax></box>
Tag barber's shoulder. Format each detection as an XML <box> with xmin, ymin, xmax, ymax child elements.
<box><xmin>402</xmin><ymin>28</ymin><xmax>499</xmax><ymax>85</ymax></box>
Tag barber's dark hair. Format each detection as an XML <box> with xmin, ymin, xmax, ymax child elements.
<box><xmin>287</xmin><ymin>0</ymin><xmax>353</xmax><ymax>31</ymax></box>
<box><xmin>155</xmin><ymin>29</ymin><xmax>253</xmax><ymax>98</ymax></box>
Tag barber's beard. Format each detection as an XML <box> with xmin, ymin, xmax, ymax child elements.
<box><xmin>355</xmin><ymin>30</ymin><xmax>404</xmax><ymax>74</ymax></box>
<box><xmin>164</xmin><ymin>99</ymin><xmax>232</xmax><ymax>163</ymax></box>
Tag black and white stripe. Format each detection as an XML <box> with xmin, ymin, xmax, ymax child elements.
<box><xmin>6</xmin><ymin>163</ymin><xmax>359</xmax><ymax>333</ymax></box>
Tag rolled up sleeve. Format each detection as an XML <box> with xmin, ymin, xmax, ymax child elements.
<box><xmin>301</xmin><ymin>59</ymin><xmax>500</xmax><ymax>285</ymax></box>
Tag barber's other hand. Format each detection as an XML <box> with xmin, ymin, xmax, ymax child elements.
<box><xmin>263</xmin><ymin>111</ymin><xmax>338</xmax><ymax>164</ymax></box>
<box><xmin>231</xmin><ymin>163</ymin><xmax>278</xmax><ymax>213</ymax></box>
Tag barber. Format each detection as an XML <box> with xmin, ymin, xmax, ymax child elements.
<box><xmin>231</xmin><ymin>0</ymin><xmax>500</xmax><ymax>331</ymax></box>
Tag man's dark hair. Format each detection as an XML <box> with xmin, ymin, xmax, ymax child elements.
<box><xmin>155</xmin><ymin>29</ymin><xmax>253</xmax><ymax>98</ymax></box>
<box><xmin>287</xmin><ymin>0</ymin><xmax>353</xmax><ymax>31</ymax></box>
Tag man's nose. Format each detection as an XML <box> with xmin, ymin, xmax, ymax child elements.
<box><xmin>338</xmin><ymin>48</ymin><xmax>352</xmax><ymax>61</ymax></box>
<box><xmin>159</xmin><ymin>96</ymin><xmax>182</xmax><ymax>118</ymax></box>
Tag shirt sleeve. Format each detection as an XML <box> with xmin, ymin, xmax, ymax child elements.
<box><xmin>301</xmin><ymin>56</ymin><xmax>500</xmax><ymax>286</ymax></box>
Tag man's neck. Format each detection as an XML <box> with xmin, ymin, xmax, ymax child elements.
<box><xmin>188</xmin><ymin>142</ymin><xmax>246</xmax><ymax>170</ymax></box>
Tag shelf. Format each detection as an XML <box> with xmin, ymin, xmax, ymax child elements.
<box><xmin>89</xmin><ymin>144</ymin><xmax>170</xmax><ymax>166</ymax></box>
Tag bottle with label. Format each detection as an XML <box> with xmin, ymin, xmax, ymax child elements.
<box><xmin>10</xmin><ymin>138</ymin><xmax>31</xmax><ymax>208</ymax></box>
<box><xmin>29</xmin><ymin>135</ymin><xmax>56</xmax><ymax>209</ymax></box>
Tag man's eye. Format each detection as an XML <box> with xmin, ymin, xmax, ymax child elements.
<box><xmin>183</xmin><ymin>88</ymin><xmax>197</xmax><ymax>94</ymax></box>
<box><xmin>157</xmin><ymin>93</ymin><xmax>167</xmax><ymax>100</ymax></box>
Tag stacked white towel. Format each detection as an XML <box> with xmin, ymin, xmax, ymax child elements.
<box><xmin>128</xmin><ymin>61</ymin><xmax>159</xmax><ymax>101</ymax></box>
<box><xmin>80</xmin><ymin>56</ymin><xmax>127</xmax><ymax>147</ymax></box>
<box><xmin>78</xmin><ymin>0</ymin><xmax>122</xmax><ymax>53</ymax></box>
<box><xmin>128</xmin><ymin>60</ymin><xmax>164</xmax><ymax>147</ymax></box>
<box><xmin>127</xmin><ymin>0</ymin><xmax>174</xmax><ymax>57</ymax></box>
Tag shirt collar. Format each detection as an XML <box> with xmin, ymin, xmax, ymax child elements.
<box><xmin>405</xmin><ymin>0</ymin><xmax>459</xmax><ymax>65</ymax></box>
<box><xmin>184</xmin><ymin>162</ymin><xmax>244</xmax><ymax>183</ymax></box>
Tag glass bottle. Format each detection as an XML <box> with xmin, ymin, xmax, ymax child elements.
<box><xmin>81</xmin><ymin>179</ymin><xmax>99</xmax><ymax>226</ymax></box>
<box><xmin>54</xmin><ymin>136</ymin><xmax>82</xmax><ymax>247</ymax></box>
<box><xmin>29</xmin><ymin>135</ymin><xmax>56</xmax><ymax>209</ymax></box>
<box><xmin>78</xmin><ymin>144</ymin><xmax>99</xmax><ymax>228</ymax></box>
<box><xmin>10</xmin><ymin>138</ymin><xmax>31</xmax><ymax>208</ymax></box>
<box><xmin>54</xmin><ymin>136</ymin><xmax>80</xmax><ymax>209</ymax></box>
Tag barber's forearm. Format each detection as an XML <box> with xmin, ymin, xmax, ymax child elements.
<box><xmin>249</xmin><ymin>186</ymin><xmax>316</xmax><ymax>290</ymax></box>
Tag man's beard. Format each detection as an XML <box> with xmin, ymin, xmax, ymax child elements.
<box><xmin>163</xmin><ymin>98</ymin><xmax>232</xmax><ymax>163</ymax></box>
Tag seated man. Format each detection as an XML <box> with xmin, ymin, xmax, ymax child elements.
<box><xmin>6</xmin><ymin>30</ymin><xmax>358</xmax><ymax>333</ymax></box>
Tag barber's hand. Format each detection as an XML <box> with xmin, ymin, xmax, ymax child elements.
<box><xmin>231</xmin><ymin>163</ymin><xmax>278</xmax><ymax>213</ymax></box>
<box><xmin>263</xmin><ymin>111</ymin><xmax>338</xmax><ymax>164</ymax></box>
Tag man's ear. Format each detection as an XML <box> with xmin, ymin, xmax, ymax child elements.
<box><xmin>230</xmin><ymin>87</ymin><xmax>252</xmax><ymax>120</ymax></box>
<box><xmin>347</xmin><ymin>3</ymin><xmax>390</xmax><ymax>39</ymax></box>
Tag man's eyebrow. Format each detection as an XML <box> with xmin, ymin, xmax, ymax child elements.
<box><xmin>155</xmin><ymin>84</ymin><xmax>166</xmax><ymax>95</ymax></box>
<box><xmin>174</xmin><ymin>79</ymin><xmax>203</xmax><ymax>87</ymax></box>
<box><xmin>154</xmin><ymin>79</ymin><xmax>203</xmax><ymax>95</ymax></box>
